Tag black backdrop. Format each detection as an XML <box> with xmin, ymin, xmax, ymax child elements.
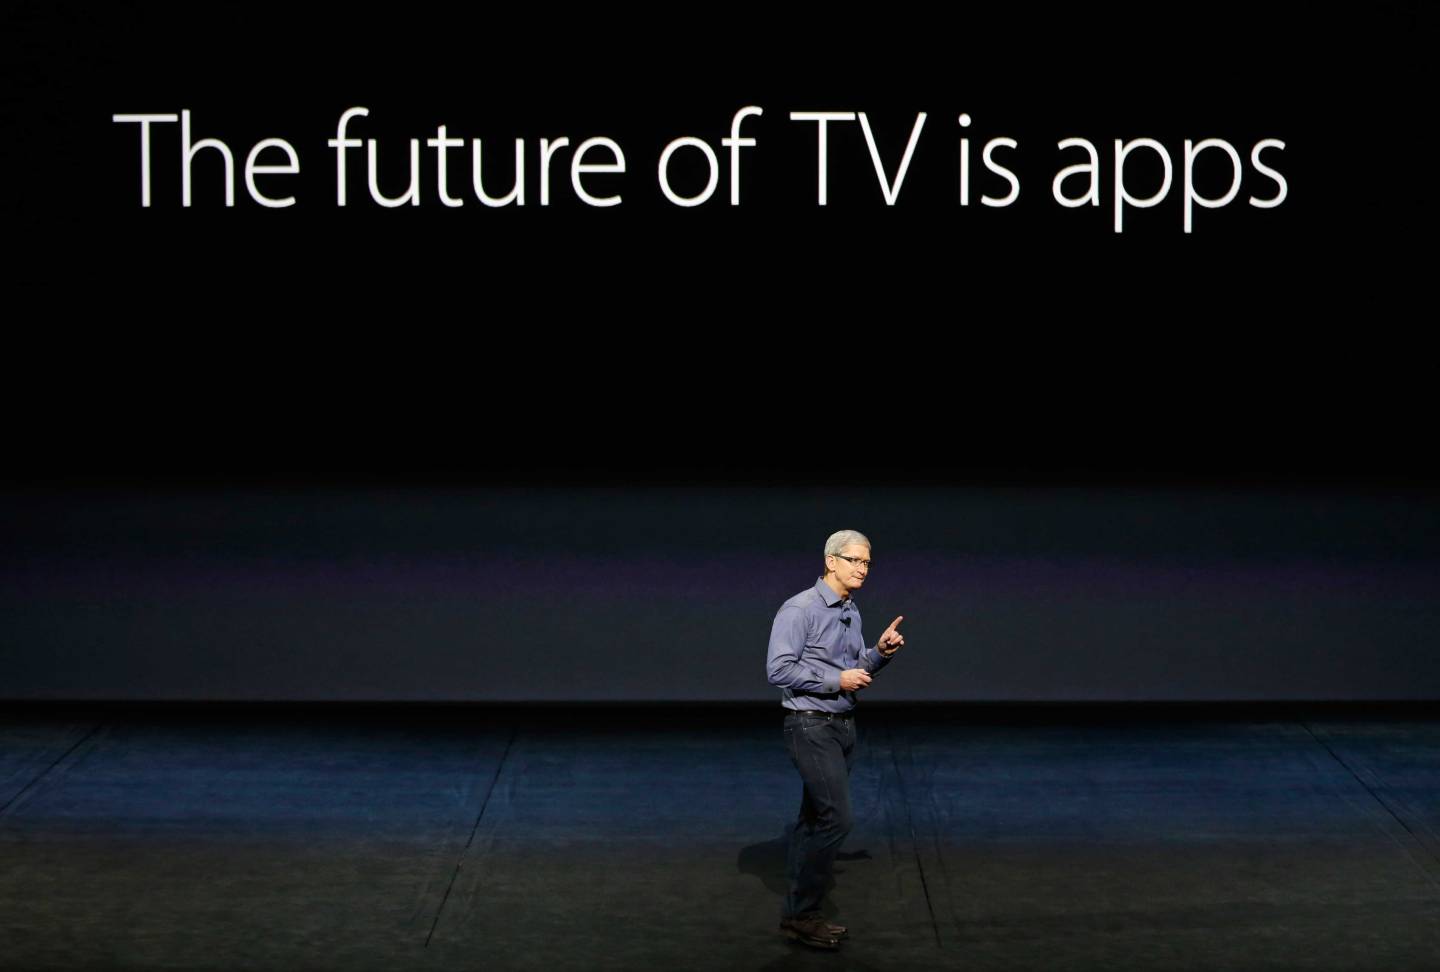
<box><xmin>2</xmin><ymin>3</ymin><xmax>1432</xmax><ymax>701</ymax></box>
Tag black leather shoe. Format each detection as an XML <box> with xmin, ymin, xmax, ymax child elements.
<box><xmin>780</xmin><ymin>914</ymin><xmax>841</xmax><ymax>949</ymax></box>
<box><xmin>796</xmin><ymin>911</ymin><xmax>847</xmax><ymax>939</ymax></box>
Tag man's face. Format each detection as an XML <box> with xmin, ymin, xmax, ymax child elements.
<box><xmin>828</xmin><ymin>543</ymin><xmax>872</xmax><ymax>594</ymax></box>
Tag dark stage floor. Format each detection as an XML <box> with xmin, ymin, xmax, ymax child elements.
<box><xmin>2</xmin><ymin>705</ymin><xmax>1437</xmax><ymax>971</ymax></box>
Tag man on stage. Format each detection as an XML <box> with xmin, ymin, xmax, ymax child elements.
<box><xmin>766</xmin><ymin>529</ymin><xmax>907</xmax><ymax>949</ymax></box>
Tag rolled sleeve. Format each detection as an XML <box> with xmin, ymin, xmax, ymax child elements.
<box><xmin>860</xmin><ymin>643</ymin><xmax>894</xmax><ymax>674</ymax></box>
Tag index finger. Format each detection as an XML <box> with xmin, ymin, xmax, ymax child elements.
<box><xmin>889</xmin><ymin>616</ymin><xmax>904</xmax><ymax>631</ymax></box>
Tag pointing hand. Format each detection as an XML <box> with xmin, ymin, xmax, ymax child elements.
<box><xmin>879</xmin><ymin>615</ymin><xmax>906</xmax><ymax>654</ymax></box>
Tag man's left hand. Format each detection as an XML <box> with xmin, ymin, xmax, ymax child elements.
<box><xmin>879</xmin><ymin>615</ymin><xmax>906</xmax><ymax>655</ymax></box>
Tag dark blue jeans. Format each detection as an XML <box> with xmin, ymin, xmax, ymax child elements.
<box><xmin>782</xmin><ymin>709</ymin><xmax>857</xmax><ymax>917</ymax></box>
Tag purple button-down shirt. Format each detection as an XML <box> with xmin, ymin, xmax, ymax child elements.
<box><xmin>766</xmin><ymin>576</ymin><xmax>894</xmax><ymax>712</ymax></box>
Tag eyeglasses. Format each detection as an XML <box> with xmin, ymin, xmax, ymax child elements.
<box><xmin>832</xmin><ymin>555</ymin><xmax>872</xmax><ymax>569</ymax></box>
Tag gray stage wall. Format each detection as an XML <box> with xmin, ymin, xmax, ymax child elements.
<box><xmin>2</xmin><ymin>487</ymin><xmax>1437</xmax><ymax>702</ymax></box>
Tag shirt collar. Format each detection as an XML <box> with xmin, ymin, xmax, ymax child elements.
<box><xmin>814</xmin><ymin>575</ymin><xmax>848</xmax><ymax>608</ymax></box>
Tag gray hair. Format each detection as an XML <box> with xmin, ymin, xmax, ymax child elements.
<box><xmin>824</xmin><ymin>529</ymin><xmax>871</xmax><ymax>558</ymax></box>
